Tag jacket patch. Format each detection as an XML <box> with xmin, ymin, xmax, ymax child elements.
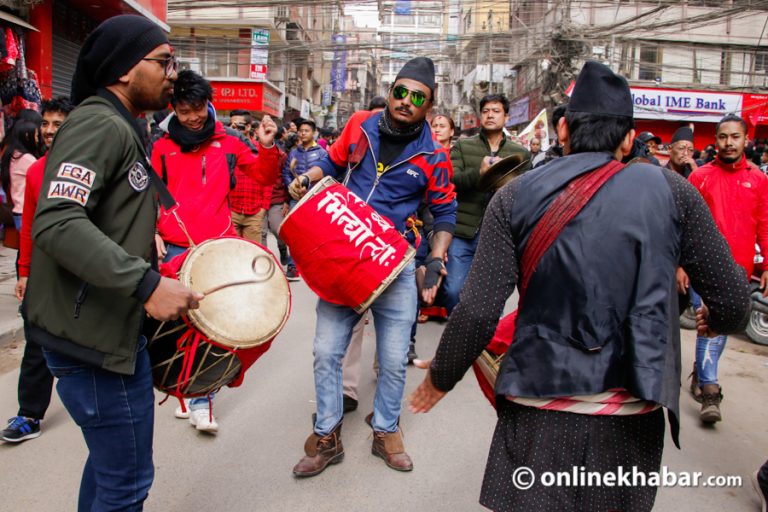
<box><xmin>57</xmin><ymin>163</ymin><xmax>95</xmax><ymax>188</ymax></box>
<box><xmin>406</xmin><ymin>168</ymin><xmax>419</xmax><ymax>179</ymax></box>
<box><xmin>128</xmin><ymin>162</ymin><xmax>150</xmax><ymax>192</ymax></box>
<box><xmin>47</xmin><ymin>181</ymin><xmax>90</xmax><ymax>206</ymax></box>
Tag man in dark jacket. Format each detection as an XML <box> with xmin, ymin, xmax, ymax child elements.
<box><xmin>443</xmin><ymin>93</ymin><xmax>530</xmax><ymax>314</ymax></box>
<box><xmin>281</xmin><ymin>118</ymin><xmax>328</xmax><ymax>280</ymax></box>
<box><xmin>409</xmin><ymin>61</ymin><xmax>749</xmax><ymax>511</ymax></box>
<box><xmin>24</xmin><ymin>15</ymin><xmax>202</xmax><ymax>510</ymax></box>
<box><xmin>287</xmin><ymin>56</ymin><xmax>456</xmax><ymax>476</ymax></box>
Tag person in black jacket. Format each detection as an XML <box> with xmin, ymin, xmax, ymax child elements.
<box><xmin>409</xmin><ymin>61</ymin><xmax>749</xmax><ymax>512</ymax></box>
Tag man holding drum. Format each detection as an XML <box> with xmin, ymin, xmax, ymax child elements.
<box><xmin>150</xmin><ymin>70</ymin><xmax>280</xmax><ymax>432</ymax></box>
<box><xmin>22</xmin><ymin>15</ymin><xmax>203</xmax><ymax>510</ymax></box>
<box><xmin>287</xmin><ymin>57</ymin><xmax>457</xmax><ymax>476</ymax></box>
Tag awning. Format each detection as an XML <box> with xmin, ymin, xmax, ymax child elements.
<box><xmin>0</xmin><ymin>11</ymin><xmax>38</xmax><ymax>32</ymax></box>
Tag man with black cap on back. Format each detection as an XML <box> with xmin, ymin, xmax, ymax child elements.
<box><xmin>287</xmin><ymin>56</ymin><xmax>457</xmax><ymax>476</ymax></box>
<box><xmin>409</xmin><ymin>60</ymin><xmax>749</xmax><ymax>511</ymax></box>
<box><xmin>666</xmin><ymin>126</ymin><xmax>698</xmax><ymax>178</ymax></box>
<box><xmin>22</xmin><ymin>14</ymin><xmax>202</xmax><ymax>510</ymax></box>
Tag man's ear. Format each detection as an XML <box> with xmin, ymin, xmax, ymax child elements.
<box><xmin>557</xmin><ymin>117</ymin><xmax>569</xmax><ymax>154</ymax></box>
<box><xmin>620</xmin><ymin>128</ymin><xmax>637</xmax><ymax>157</ymax></box>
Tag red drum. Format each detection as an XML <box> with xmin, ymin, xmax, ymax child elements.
<box><xmin>148</xmin><ymin>237</ymin><xmax>291</xmax><ymax>398</ymax></box>
<box><xmin>279</xmin><ymin>176</ymin><xmax>415</xmax><ymax>313</ymax></box>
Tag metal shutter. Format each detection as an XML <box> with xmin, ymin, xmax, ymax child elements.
<box><xmin>51</xmin><ymin>33</ymin><xmax>79</xmax><ymax>98</ymax></box>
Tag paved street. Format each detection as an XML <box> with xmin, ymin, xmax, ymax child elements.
<box><xmin>0</xmin><ymin>253</ymin><xmax>767</xmax><ymax>511</ymax></box>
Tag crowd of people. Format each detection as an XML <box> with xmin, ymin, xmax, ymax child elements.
<box><xmin>1</xmin><ymin>13</ymin><xmax>768</xmax><ymax>512</ymax></box>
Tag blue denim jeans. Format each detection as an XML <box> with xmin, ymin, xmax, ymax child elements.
<box><xmin>313</xmin><ymin>261</ymin><xmax>416</xmax><ymax>435</ymax></box>
<box><xmin>690</xmin><ymin>288</ymin><xmax>727</xmax><ymax>386</ymax></box>
<box><xmin>43</xmin><ymin>338</ymin><xmax>154</xmax><ymax>512</ymax></box>
<box><xmin>443</xmin><ymin>233</ymin><xmax>479</xmax><ymax>314</ymax></box>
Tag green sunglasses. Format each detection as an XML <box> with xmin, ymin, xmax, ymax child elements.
<box><xmin>392</xmin><ymin>85</ymin><xmax>429</xmax><ymax>107</ymax></box>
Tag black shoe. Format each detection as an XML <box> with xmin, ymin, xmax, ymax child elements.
<box><xmin>407</xmin><ymin>342</ymin><xmax>417</xmax><ymax>365</ymax></box>
<box><xmin>754</xmin><ymin>469</ymin><xmax>768</xmax><ymax>512</ymax></box>
<box><xmin>279</xmin><ymin>248</ymin><xmax>289</xmax><ymax>266</ymax></box>
<box><xmin>286</xmin><ymin>265</ymin><xmax>300</xmax><ymax>281</ymax></box>
<box><xmin>343</xmin><ymin>395</ymin><xmax>358</xmax><ymax>413</ymax></box>
<box><xmin>2</xmin><ymin>416</ymin><xmax>41</xmax><ymax>443</ymax></box>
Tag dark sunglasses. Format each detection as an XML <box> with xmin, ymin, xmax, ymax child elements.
<box><xmin>142</xmin><ymin>55</ymin><xmax>178</xmax><ymax>77</ymax></box>
<box><xmin>392</xmin><ymin>85</ymin><xmax>428</xmax><ymax>108</ymax></box>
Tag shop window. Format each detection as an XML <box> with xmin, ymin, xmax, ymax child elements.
<box><xmin>638</xmin><ymin>45</ymin><xmax>661</xmax><ymax>81</ymax></box>
<box><xmin>756</xmin><ymin>52</ymin><xmax>768</xmax><ymax>74</ymax></box>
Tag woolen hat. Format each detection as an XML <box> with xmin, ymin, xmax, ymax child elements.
<box><xmin>670</xmin><ymin>126</ymin><xmax>694</xmax><ymax>144</ymax></box>
<box><xmin>567</xmin><ymin>60</ymin><xmax>633</xmax><ymax>118</ymax></box>
<box><xmin>395</xmin><ymin>57</ymin><xmax>436</xmax><ymax>92</ymax></box>
<box><xmin>71</xmin><ymin>15</ymin><xmax>169</xmax><ymax>105</ymax></box>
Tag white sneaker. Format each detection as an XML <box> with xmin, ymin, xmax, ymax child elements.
<box><xmin>189</xmin><ymin>408</ymin><xmax>219</xmax><ymax>433</ymax></box>
<box><xmin>174</xmin><ymin>399</ymin><xmax>191</xmax><ymax>419</ymax></box>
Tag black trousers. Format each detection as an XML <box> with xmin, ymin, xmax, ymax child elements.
<box><xmin>17</xmin><ymin>338</ymin><xmax>53</xmax><ymax>419</ymax></box>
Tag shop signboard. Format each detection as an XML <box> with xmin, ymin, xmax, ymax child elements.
<box><xmin>250</xmin><ymin>28</ymin><xmax>270</xmax><ymax>81</ymax></box>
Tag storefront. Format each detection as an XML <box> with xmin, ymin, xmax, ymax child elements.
<box><xmin>210</xmin><ymin>79</ymin><xmax>284</xmax><ymax>119</ymax></box>
<box><xmin>28</xmin><ymin>0</ymin><xmax>168</xmax><ymax>100</ymax></box>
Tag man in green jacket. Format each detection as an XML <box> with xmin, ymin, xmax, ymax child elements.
<box><xmin>23</xmin><ymin>15</ymin><xmax>202</xmax><ymax>511</ymax></box>
<box><xmin>443</xmin><ymin>94</ymin><xmax>530</xmax><ymax>313</ymax></box>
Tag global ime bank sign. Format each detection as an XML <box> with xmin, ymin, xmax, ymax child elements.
<box><xmin>631</xmin><ymin>87</ymin><xmax>742</xmax><ymax>123</ymax></box>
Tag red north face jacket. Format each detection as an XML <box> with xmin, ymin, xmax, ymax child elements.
<box><xmin>689</xmin><ymin>155</ymin><xmax>768</xmax><ymax>276</ymax></box>
<box><xmin>150</xmin><ymin>121</ymin><xmax>279</xmax><ymax>246</ymax></box>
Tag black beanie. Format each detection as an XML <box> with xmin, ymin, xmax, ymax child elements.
<box><xmin>395</xmin><ymin>57</ymin><xmax>436</xmax><ymax>92</ymax></box>
<box><xmin>71</xmin><ymin>15</ymin><xmax>169</xmax><ymax>105</ymax></box>
<box><xmin>567</xmin><ymin>60</ymin><xmax>633</xmax><ymax>118</ymax></box>
<box><xmin>671</xmin><ymin>126</ymin><xmax>694</xmax><ymax>144</ymax></box>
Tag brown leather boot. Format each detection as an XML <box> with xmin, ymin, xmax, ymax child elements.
<box><xmin>365</xmin><ymin>413</ymin><xmax>413</xmax><ymax>472</ymax></box>
<box><xmin>688</xmin><ymin>362</ymin><xmax>702</xmax><ymax>403</ymax></box>
<box><xmin>292</xmin><ymin>423</ymin><xmax>344</xmax><ymax>477</ymax></box>
<box><xmin>700</xmin><ymin>387</ymin><xmax>723</xmax><ymax>424</ymax></box>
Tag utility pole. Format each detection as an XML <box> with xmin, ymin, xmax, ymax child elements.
<box><xmin>488</xmin><ymin>9</ymin><xmax>493</xmax><ymax>94</ymax></box>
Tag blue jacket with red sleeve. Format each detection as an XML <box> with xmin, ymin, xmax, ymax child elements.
<box><xmin>315</xmin><ymin>111</ymin><xmax>457</xmax><ymax>234</ymax></box>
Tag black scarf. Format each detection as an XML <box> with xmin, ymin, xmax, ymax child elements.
<box><xmin>168</xmin><ymin>114</ymin><xmax>216</xmax><ymax>153</ymax></box>
<box><xmin>378</xmin><ymin>109</ymin><xmax>423</xmax><ymax>140</ymax></box>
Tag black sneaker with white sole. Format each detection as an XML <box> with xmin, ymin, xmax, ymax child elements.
<box><xmin>2</xmin><ymin>416</ymin><xmax>41</xmax><ymax>443</ymax></box>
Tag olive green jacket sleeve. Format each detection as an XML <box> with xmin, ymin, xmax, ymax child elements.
<box><xmin>32</xmin><ymin>107</ymin><xmax>151</xmax><ymax>297</ymax></box>
<box><xmin>450</xmin><ymin>139</ymin><xmax>481</xmax><ymax>192</ymax></box>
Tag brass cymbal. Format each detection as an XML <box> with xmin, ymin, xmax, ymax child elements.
<box><xmin>477</xmin><ymin>154</ymin><xmax>530</xmax><ymax>192</ymax></box>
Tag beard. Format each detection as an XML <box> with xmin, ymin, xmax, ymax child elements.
<box><xmin>718</xmin><ymin>151</ymin><xmax>742</xmax><ymax>164</ymax></box>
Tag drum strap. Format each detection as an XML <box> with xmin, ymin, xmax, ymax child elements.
<box><xmin>146</xmin><ymin>158</ymin><xmax>197</xmax><ymax>248</ymax></box>
<box><xmin>519</xmin><ymin>159</ymin><xmax>626</xmax><ymax>302</ymax></box>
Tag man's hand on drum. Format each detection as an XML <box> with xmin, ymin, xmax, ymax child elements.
<box><xmin>256</xmin><ymin>115</ymin><xmax>277</xmax><ymax>147</ymax></box>
<box><xmin>144</xmin><ymin>276</ymin><xmax>204</xmax><ymax>321</ymax></box>
<box><xmin>408</xmin><ymin>359</ymin><xmax>446</xmax><ymax>414</ymax></box>
<box><xmin>288</xmin><ymin>166</ymin><xmax>323</xmax><ymax>200</ymax></box>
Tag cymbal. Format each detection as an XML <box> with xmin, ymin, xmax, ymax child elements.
<box><xmin>477</xmin><ymin>154</ymin><xmax>530</xmax><ymax>192</ymax></box>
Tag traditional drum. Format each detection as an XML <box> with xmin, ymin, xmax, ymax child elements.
<box><xmin>148</xmin><ymin>237</ymin><xmax>291</xmax><ymax>398</ymax></box>
<box><xmin>279</xmin><ymin>176</ymin><xmax>415</xmax><ymax>313</ymax></box>
<box><xmin>472</xmin><ymin>311</ymin><xmax>517</xmax><ymax>409</ymax></box>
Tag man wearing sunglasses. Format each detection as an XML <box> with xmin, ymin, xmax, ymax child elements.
<box><xmin>287</xmin><ymin>56</ymin><xmax>457</xmax><ymax>476</ymax></box>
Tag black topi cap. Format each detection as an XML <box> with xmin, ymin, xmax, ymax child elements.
<box><xmin>637</xmin><ymin>131</ymin><xmax>662</xmax><ymax>145</ymax></box>
<box><xmin>71</xmin><ymin>15</ymin><xmax>169</xmax><ymax>105</ymax></box>
<box><xmin>670</xmin><ymin>127</ymin><xmax>694</xmax><ymax>144</ymax></box>
<box><xmin>394</xmin><ymin>57</ymin><xmax>436</xmax><ymax>93</ymax></box>
<box><xmin>567</xmin><ymin>60</ymin><xmax>633</xmax><ymax>118</ymax></box>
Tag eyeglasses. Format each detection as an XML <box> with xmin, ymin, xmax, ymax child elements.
<box><xmin>392</xmin><ymin>85</ymin><xmax>428</xmax><ymax>108</ymax></box>
<box><xmin>142</xmin><ymin>55</ymin><xmax>178</xmax><ymax>77</ymax></box>
<box><xmin>231</xmin><ymin>123</ymin><xmax>248</xmax><ymax>131</ymax></box>
<box><xmin>672</xmin><ymin>144</ymin><xmax>695</xmax><ymax>153</ymax></box>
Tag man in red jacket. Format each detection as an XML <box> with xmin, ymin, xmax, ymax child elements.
<box><xmin>2</xmin><ymin>97</ymin><xmax>74</xmax><ymax>444</ymax></box>
<box><xmin>683</xmin><ymin>114</ymin><xmax>768</xmax><ymax>423</ymax></box>
<box><xmin>150</xmin><ymin>70</ymin><xmax>279</xmax><ymax>432</ymax></box>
